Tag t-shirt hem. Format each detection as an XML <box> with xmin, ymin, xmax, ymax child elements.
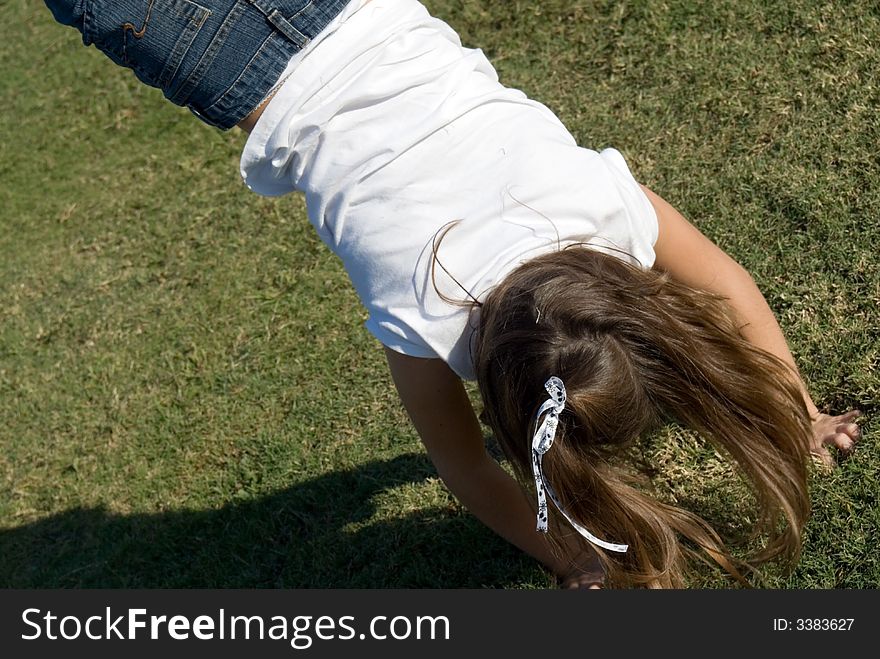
<box><xmin>364</xmin><ymin>320</ymin><xmax>439</xmax><ymax>360</ymax></box>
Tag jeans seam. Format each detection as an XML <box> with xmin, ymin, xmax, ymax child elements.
<box><xmin>290</xmin><ymin>0</ymin><xmax>314</xmax><ymax>20</ymax></box>
<box><xmin>169</xmin><ymin>0</ymin><xmax>244</xmax><ymax>105</ymax></box>
<box><xmin>157</xmin><ymin>3</ymin><xmax>211</xmax><ymax>89</ymax></box>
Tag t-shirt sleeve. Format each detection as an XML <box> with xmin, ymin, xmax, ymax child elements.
<box><xmin>599</xmin><ymin>148</ymin><xmax>660</xmax><ymax>268</ymax></box>
<box><xmin>363</xmin><ymin>316</ymin><xmax>440</xmax><ymax>360</ymax></box>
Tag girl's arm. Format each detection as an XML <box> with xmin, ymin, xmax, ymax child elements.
<box><xmin>383</xmin><ymin>347</ymin><xmax>603</xmax><ymax>587</ymax></box>
<box><xmin>644</xmin><ymin>185</ymin><xmax>860</xmax><ymax>465</ymax></box>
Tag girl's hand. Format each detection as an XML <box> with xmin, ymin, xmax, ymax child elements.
<box><xmin>560</xmin><ymin>573</ymin><xmax>603</xmax><ymax>589</ymax></box>
<box><xmin>810</xmin><ymin>410</ymin><xmax>861</xmax><ymax>468</ymax></box>
<box><xmin>558</xmin><ymin>549</ymin><xmax>606</xmax><ymax>589</ymax></box>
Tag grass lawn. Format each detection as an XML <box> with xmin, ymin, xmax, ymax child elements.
<box><xmin>1</xmin><ymin>0</ymin><xmax>877</xmax><ymax>588</ymax></box>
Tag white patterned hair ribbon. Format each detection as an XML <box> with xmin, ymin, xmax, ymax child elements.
<box><xmin>531</xmin><ymin>376</ymin><xmax>629</xmax><ymax>554</ymax></box>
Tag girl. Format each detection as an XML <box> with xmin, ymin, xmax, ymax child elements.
<box><xmin>43</xmin><ymin>0</ymin><xmax>861</xmax><ymax>588</ymax></box>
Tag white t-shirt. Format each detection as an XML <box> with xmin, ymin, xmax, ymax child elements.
<box><xmin>240</xmin><ymin>0</ymin><xmax>659</xmax><ymax>381</ymax></box>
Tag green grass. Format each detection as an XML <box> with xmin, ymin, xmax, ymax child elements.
<box><xmin>1</xmin><ymin>0</ymin><xmax>877</xmax><ymax>588</ymax></box>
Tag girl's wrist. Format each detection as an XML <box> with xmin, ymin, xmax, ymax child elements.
<box><xmin>799</xmin><ymin>387</ymin><xmax>820</xmax><ymax>420</ymax></box>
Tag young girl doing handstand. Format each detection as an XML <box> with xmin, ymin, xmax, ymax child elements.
<box><xmin>42</xmin><ymin>0</ymin><xmax>861</xmax><ymax>587</ymax></box>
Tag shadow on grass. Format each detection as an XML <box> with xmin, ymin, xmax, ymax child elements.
<box><xmin>0</xmin><ymin>453</ymin><xmax>541</xmax><ymax>588</ymax></box>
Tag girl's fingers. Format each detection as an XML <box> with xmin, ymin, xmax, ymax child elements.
<box><xmin>834</xmin><ymin>410</ymin><xmax>862</xmax><ymax>424</ymax></box>
<box><xmin>830</xmin><ymin>431</ymin><xmax>856</xmax><ymax>452</ymax></box>
<box><xmin>810</xmin><ymin>410</ymin><xmax>863</xmax><ymax>469</ymax></box>
<box><xmin>561</xmin><ymin>571</ymin><xmax>605</xmax><ymax>589</ymax></box>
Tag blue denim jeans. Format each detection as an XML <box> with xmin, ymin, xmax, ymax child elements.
<box><xmin>44</xmin><ymin>0</ymin><xmax>351</xmax><ymax>129</ymax></box>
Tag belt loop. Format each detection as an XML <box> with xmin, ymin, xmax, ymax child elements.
<box><xmin>244</xmin><ymin>0</ymin><xmax>311</xmax><ymax>48</ymax></box>
<box><xmin>266</xmin><ymin>9</ymin><xmax>310</xmax><ymax>47</ymax></box>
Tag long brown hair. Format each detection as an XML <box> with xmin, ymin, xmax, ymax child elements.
<box><xmin>473</xmin><ymin>245</ymin><xmax>812</xmax><ymax>588</ymax></box>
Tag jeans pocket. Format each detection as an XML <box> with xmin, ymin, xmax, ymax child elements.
<box><xmin>83</xmin><ymin>0</ymin><xmax>211</xmax><ymax>91</ymax></box>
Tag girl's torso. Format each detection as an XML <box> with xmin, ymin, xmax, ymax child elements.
<box><xmin>240</xmin><ymin>0</ymin><xmax>659</xmax><ymax>380</ymax></box>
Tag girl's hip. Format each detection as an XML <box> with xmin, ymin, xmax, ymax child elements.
<box><xmin>44</xmin><ymin>0</ymin><xmax>352</xmax><ymax>129</ymax></box>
